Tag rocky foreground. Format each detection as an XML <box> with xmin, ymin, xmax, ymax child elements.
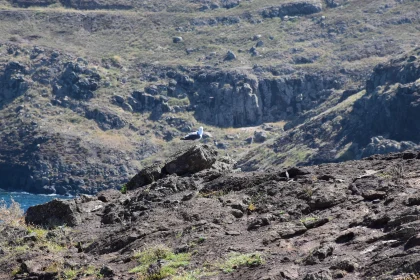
<box><xmin>2</xmin><ymin>145</ymin><xmax>420</xmax><ymax>279</ymax></box>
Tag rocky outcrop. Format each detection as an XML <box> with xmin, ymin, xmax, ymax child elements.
<box><xmin>126</xmin><ymin>164</ymin><xmax>163</xmax><ymax>191</ymax></box>
<box><xmin>261</xmin><ymin>0</ymin><xmax>322</xmax><ymax>18</ymax></box>
<box><xmin>0</xmin><ymin>61</ymin><xmax>29</xmax><ymax>104</ymax></box>
<box><xmin>240</xmin><ymin>49</ymin><xmax>420</xmax><ymax>170</ymax></box>
<box><xmin>177</xmin><ymin>70</ymin><xmax>340</xmax><ymax>127</ymax></box>
<box><xmin>126</xmin><ymin>145</ymin><xmax>218</xmax><ymax>190</ymax></box>
<box><xmin>366</xmin><ymin>48</ymin><xmax>420</xmax><ymax>94</ymax></box>
<box><xmin>163</xmin><ymin>144</ymin><xmax>217</xmax><ymax>175</ymax></box>
<box><xmin>14</xmin><ymin>149</ymin><xmax>420</xmax><ymax>279</ymax></box>
<box><xmin>361</xmin><ymin>136</ymin><xmax>419</xmax><ymax>158</ymax></box>
<box><xmin>59</xmin><ymin>0</ymin><xmax>133</xmax><ymax>10</ymax></box>
<box><xmin>53</xmin><ymin>62</ymin><xmax>100</xmax><ymax>100</ymax></box>
<box><xmin>85</xmin><ymin>106</ymin><xmax>126</xmax><ymax>130</ymax></box>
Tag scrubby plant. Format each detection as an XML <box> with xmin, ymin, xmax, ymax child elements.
<box><xmin>121</xmin><ymin>184</ymin><xmax>127</xmax><ymax>194</ymax></box>
<box><xmin>130</xmin><ymin>244</ymin><xmax>192</xmax><ymax>280</ymax></box>
<box><xmin>218</xmin><ymin>252</ymin><xmax>264</xmax><ymax>273</ymax></box>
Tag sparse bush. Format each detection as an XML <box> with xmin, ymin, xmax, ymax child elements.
<box><xmin>390</xmin><ymin>163</ymin><xmax>405</xmax><ymax>179</ymax></box>
<box><xmin>0</xmin><ymin>198</ymin><xmax>24</xmax><ymax>227</ymax></box>
<box><xmin>121</xmin><ymin>184</ymin><xmax>127</xmax><ymax>194</ymax></box>
<box><xmin>218</xmin><ymin>252</ymin><xmax>264</xmax><ymax>273</ymax></box>
<box><xmin>130</xmin><ymin>244</ymin><xmax>191</xmax><ymax>279</ymax></box>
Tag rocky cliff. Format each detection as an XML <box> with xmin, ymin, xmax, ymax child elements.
<box><xmin>2</xmin><ymin>145</ymin><xmax>420</xmax><ymax>279</ymax></box>
<box><xmin>0</xmin><ymin>0</ymin><xmax>420</xmax><ymax>194</ymax></box>
<box><xmin>238</xmin><ymin>48</ymin><xmax>420</xmax><ymax>170</ymax></box>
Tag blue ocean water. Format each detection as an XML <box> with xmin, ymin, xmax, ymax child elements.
<box><xmin>0</xmin><ymin>191</ymin><xmax>71</xmax><ymax>212</ymax></box>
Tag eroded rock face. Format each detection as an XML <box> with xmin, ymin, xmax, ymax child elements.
<box><xmin>0</xmin><ymin>61</ymin><xmax>29</xmax><ymax>102</ymax></box>
<box><xmin>53</xmin><ymin>62</ymin><xmax>100</xmax><ymax>100</ymax></box>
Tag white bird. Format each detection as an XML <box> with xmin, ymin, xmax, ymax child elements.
<box><xmin>180</xmin><ymin>126</ymin><xmax>203</xmax><ymax>141</ymax></box>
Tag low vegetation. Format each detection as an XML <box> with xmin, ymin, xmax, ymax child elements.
<box><xmin>130</xmin><ymin>245</ymin><xmax>192</xmax><ymax>279</ymax></box>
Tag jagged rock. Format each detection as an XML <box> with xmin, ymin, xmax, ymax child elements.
<box><xmin>0</xmin><ymin>61</ymin><xmax>28</xmax><ymax>101</ymax></box>
<box><xmin>362</xmin><ymin>190</ymin><xmax>387</xmax><ymax>200</ymax></box>
<box><xmin>303</xmin><ymin>217</ymin><xmax>329</xmax><ymax>229</ymax></box>
<box><xmin>256</xmin><ymin>40</ymin><xmax>264</xmax><ymax>47</ymax></box>
<box><xmin>221</xmin><ymin>0</ymin><xmax>240</xmax><ymax>9</ymax></box>
<box><xmin>330</xmin><ymin>259</ymin><xmax>358</xmax><ymax>272</ymax></box>
<box><xmin>247</xmin><ymin>217</ymin><xmax>271</xmax><ymax>230</ymax></box>
<box><xmin>261</xmin><ymin>1</ymin><xmax>322</xmax><ymax>18</ymax></box>
<box><xmin>85</xmin><ymin>107</ymin><xmax>126</xmax><ymax>130</ymax></box>
<box><xmin>362</xmin><ymin>136</ymin><xmax>419</xmax><ymax>158</ymax></box>
<box><xmin>303</xmin><ymin>270</ymin><xmax>333</xmax><ymax>280</ymax></box>
<box><xmin>100</xmin><ymin>265</ymin><xmax>114</xmax><ymax>276</ymax></box>
<box><xmin>273</xmin><ymin>222</ymin><xmax>307</xmax><ymax>238</ymax></box>
<box><xmin>53</xmin><ymin>62</ymin><xmax>100</xmax><ymax>100</ymax></box>
<box><xmin>224</xmin><ymin>50</ymin><xmax>237</xmax><ymax>61</ymax></box>
<box><xmin>126</xmin><ymin>164</ymin><xmax>163</xmax><ymax>191</ymax></box>
<box><xmin>163</xmin><ymin>145</ymin><xmax>217</xmax><ymax>176</ymax></box>
<box><xmin>254</xmin><ymin>131</ymin><xmax>267</xmax><ymax>143</ymax></box>
<box><xmin>25</xmin><ymin>199</ymin><xmax>81</xmax><ymax>227</ymax></box>
<box><xmin>304</xmin><ymin>244</ymin><xmax>334</xmax><ymax>265</ymax></box>
<box><xmin>308</xmin><ymin>184</ymin><xmax>346</xmax><ymax>210</ymax></box>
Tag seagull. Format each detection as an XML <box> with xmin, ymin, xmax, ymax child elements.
<box><xmin>180</xmin><ymin>126</ymin><xmax>203</xmax><ymax>141</ymax></box>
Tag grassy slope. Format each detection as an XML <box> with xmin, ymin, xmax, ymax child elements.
<box><xmin>0</xmin><ymin>0</ymin><xmax>419</xmax><ymax>178</ymax></box>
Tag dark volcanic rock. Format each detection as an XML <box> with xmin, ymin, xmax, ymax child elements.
<box><xmin>126</xmin><ymin>164</ymin><xmax>164</xmax><ymax>191</ymax></box>
<box><xmin>261</xmin><ymin>0</ymin><xmax>322</xmax><ymax>18</ymax></box>
<box><xmin>25</xmin><ymin>199</ymin><xmax>81</xmax><ymax>227</ymax></box>
<box><xmin>163</xmin><ymin>145</ymin><xmax>217</xmax><ymax>175</ymax></box>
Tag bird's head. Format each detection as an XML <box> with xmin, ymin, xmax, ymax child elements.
<box><xmin>198</xmin><ymin>126</ymin><xmax>204</xmax><ymax>136</ymax></box>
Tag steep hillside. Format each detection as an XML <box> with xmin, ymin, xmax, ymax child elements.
<box><xmin>0</xmin><ymin>0</ymin><xmax>420</xmax><ymax>193</ymax></box>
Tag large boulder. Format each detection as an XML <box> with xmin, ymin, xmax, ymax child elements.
<box><xmin>25</xmin><ymin>199</ymin><xmax>81</xmax><ymax>227</ymax></box>
<box><xmin>126</xmin><ymin>164</ymin><xmax>164</xmax><ymax>191</ymax></box>
<box><xmin>163</xmin><ymin>145</ymin><xmax>218</xmax><ymax>176</ymax></box>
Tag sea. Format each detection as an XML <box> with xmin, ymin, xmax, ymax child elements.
<box><xmin>0</xmin><ymin>190</ymin><xmax>71</xmax><ymax>212</ymax></box>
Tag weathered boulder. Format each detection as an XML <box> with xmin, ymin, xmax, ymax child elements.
<box><xmin>126</xmin><ymin>164</ymin><xmax>164</xmax><ymax>191</ymax></box>
<box><xmin>25</xmin><ymin>199</ymin><xmax>81</xmax><ymax>227</ymax></box>
<box><xmin>303</xmin><ymin>270</ymin><xmax>333</xmax><ymax>280</ymax></box>
<box><xmin>163</xmin><ymin>145</ymin><xmax>218</xmax><ymax>176</ymax></box>
<box><xmin>224</xmin><ymin>50</ymin><xmax>237</xmax><ymax>61</ymax></box>
<box><xmin>254</xmin><ymin>131</ymin><xmax>268</xmax><ymax>143</ymax></box>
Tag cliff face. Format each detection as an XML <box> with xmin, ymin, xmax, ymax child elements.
<box><xmin>0</xmin><ymin>0</ymin><xmax>420</xmax><ymax>194</ymax></box>
<box><xmin>238</xmin><ymin>49</ymin><xmax>420</xmax><ymax>170</ymax></box>
<box><xmin>173</xmin><ymin>70</ymin><xmax>340</xmax><ymax>127</ymax></box>
<box><xmin>2</xmin><ymin>145</ymin><xmax>420</xmax><ymax>279</ymax></box>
